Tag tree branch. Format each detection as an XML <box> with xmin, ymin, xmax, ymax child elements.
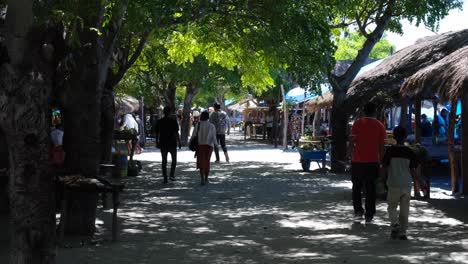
<box><xmin>110</xmin><ymin>30</ymin><xmax>151</xmax><ymax>87</ymax></box>
<box><xmin>339</xmin><ymin>0</ymin><xmax>396</xmax><ymax>89</ymax></box>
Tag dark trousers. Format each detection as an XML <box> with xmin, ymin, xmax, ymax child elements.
<box><xmin>351</xmin><ymin>162</ymin><xmax>380</xmax><ymax>218</ymax></box>
<box><xmin>214</xmin><ymin>134</ymin><xmax>227</xmax><ymax>161</ymax></box>
<box><xmin>161</xmin><ymin>146</ymin><xmax>177</xmax><ymax>181</ymax></box>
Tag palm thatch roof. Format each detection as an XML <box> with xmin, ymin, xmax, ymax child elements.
<box><xmin>400</xmin><ymin>45</ymin><xmax>468</xmax><ymax>102</ymax></box>
<box><xmin>115</xmin><ymin>95</ymin><xmax>140</xmax><ymax>116</ymax></box>
<box><xmin>305</xmin><ymin>91</ymin><xmax>333</xmax><ymax>112</ymax></box>
<box><xmin>344</xmin><ymin>29</ymin><xmax>468</xmax><ymax>112</ymax></box>
<box><xmin>334</xmin><ymin>59</ymin><xmax>379</xmax><ymax>77</ymax></box>
<box><xmin>227</xmin><ymin>98</ymin><xmax>264</xmax><ymax>112</ymax></box>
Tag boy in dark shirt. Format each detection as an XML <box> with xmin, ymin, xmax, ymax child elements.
<box><xmin>382</xmin><ymin>126</ymin><xmax>418</xmax><ymax>240</ymax></box>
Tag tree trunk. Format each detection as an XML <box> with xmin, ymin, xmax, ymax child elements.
<box><xmin>447</xmin><ymin>99</ymin><xmax>458</xmax><ymax>194</ymax></box>
<box><xmin>312</xmin><ymin>109</ymin><xmax>321</xmax><ymax>137</ymax></box>
<box><xmin>180</xmin><ymin>82</ymin><xmax>199</xmax><ymax>146</ymax></box>
<box><xmin>215</xmin><ymin>94</ymin><xmax>226</xmax><ymax>110</ymax></box>
<box><xmin>330</xmin><ymin>89</ymin><xmax>349</xmax><ymax>172</ymax></box>
<box><xmin>100</xmin><ymin>80</ymin><xmax>115</xmax><ymax>164</ymax></box>
<box><xmin>164</xmin><ymin>81</ymin><xmax>177</xmax><ymax>113</ymax></box>
<box><xmin>2</xmin><ymin>71</ymin><xmax>57</xmax><ymax>264</ymax></box>
<box><xmin>62</xmin><ymin>0</ymin><xmax>128</xmax><ymax>235</ymax></box>
<box><xmin>63</xmin><ymin>57</ymin><xmax>104</xmax><ymax>177</ymax></box>
<box><xmin>414</xmin><ymin>99</ymin><xmax>422</xmax><ymax>144</ymax></box>
<box><xmin>63</xmin><ymin>0</ymin><xmax>127</xmax><ymax>177</ymax></box>
<box><xmin>328</xmin><ymin>1</ymin><xmax>396</xmax><ymax>172</ymax></box>
<box><xmin>461</xmin><ymin>90</ymin><xmax>468</xmax><ymax>194</ymax></box>
<box><xmin>280</xmin><ymin>84</ymin><xmax>288</xmax><ymax>150</ymax></box>
<box><xmin>2</xmin><ymin>1</ymin><xmax>57</xmax><ymax>262</ymax></box>
<box><xmin>4</xmin><ymin>82</ymin><xmax>57</xmax><ymax>263</ymax></box>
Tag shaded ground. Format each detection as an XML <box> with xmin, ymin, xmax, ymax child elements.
<box><xmin>2</xmin><ymin>130</ymin><xmax>468</xmax><ymax>263</ymax></box>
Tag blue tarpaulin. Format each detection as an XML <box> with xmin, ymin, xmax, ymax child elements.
<box><xmin>285</xmin><ymin>85</ymin><xmax>330</xmax><ymax>102</ymax></box>
<box><xmin>285</xmin><ymin>87</ymin><xmax>314</xmax><ymax>102</ymax></box>
<box><xmin>445</xmin><ymin>100</ymin><xmax>461</xmax><ymax>115</ymax></box>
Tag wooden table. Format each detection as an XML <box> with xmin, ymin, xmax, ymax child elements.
<box><xmin>57</xmin><ymin>176</ymin><xmax>125</xmax><ymax>245</ymax></box>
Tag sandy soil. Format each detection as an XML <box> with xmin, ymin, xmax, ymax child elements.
<box><xmin>2</xmin><ymin>130</ymin><xmax>468</xmax><ymax>263</ymax></box>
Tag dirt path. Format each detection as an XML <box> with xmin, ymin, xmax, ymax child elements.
<box><xmin>4</xmin><ymin>131</ymin><xmax>468</xmax><ymax>263</ymax></box>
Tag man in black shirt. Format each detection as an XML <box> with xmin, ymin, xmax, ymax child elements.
<box><xmin>154</xmin><ymin>106</ymin><xmax>181</xmax><ymax>183</ymax></box>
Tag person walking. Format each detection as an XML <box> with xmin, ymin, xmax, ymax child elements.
<box><xmin>154</xmin><ymin>106</ymin><xmax>181</xmax><ymax>184</ymax></box>
<box><xmin>209</xmin><ymin>103</ymin><xmax>230</xmax><ymax>162</ymax></box>
<box><xmin>420</xmin><ymin>114</ymin><xmax>433</xmax><ymax>138</ymax></box>
<box><xmin>348</xmin><ymin>102</ymin><xmax>386</xmax><ymax>223</ymax></box>
<box><xmin>192</xmin><ymin>111</ymin><xmax>218</xmax><ymax>185</ymax></box>
<box><xmin>382</xmin><ymin>126</ymin><xmax>418</xmax><ymax>240</ymax></box>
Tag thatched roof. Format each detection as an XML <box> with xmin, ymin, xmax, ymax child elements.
<box><xmin>344</xmin><ymin>29</ymin><xmax>468</xmax><ymax>111</ymax></box>
<box><xmin>334</xmin><ymin>59</ymin><xmax>379</xmax><ymax>77</ymax></box>
<box><xmin>305</xmin><ymin>91</ymin><xmax>333</xmax><ymax>112</ymax></box>
<box><xmin>228</xmin><ymin>98</ymin><xmax>260</xmax><ymax>111</ymax></box>
<box><xmin>400</xmin><ymin>45</ymin><xmax>468</xmax><ymax>102</ymax></box>
<box><xmin>115</xmin><ymin>95</ymin><xmax>140</xmax><ymax>116</ymax></box>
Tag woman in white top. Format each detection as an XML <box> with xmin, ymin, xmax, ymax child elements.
<box><xmin>191</xmin><ymin>111</ymin><xmax>218</xmax><ymax>185</ymax></box>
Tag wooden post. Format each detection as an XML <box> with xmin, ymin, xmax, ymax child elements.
<box><xmin>461</xmin><ymin>91</ymin><xmax>468</xmax><ymax>194</ymax></box>
<box><xmin>273</xmin><ymin>105</ymin><xmax>279</xmax><ymax>147</ymax></box>
<box><xmin>407</xmin><ymin>103</ymin><xmax>413</xmax><ymax>133</ymax></box>
<box><xmin>301</xmin><ymin>91</ymin><xmax>306</xmax><ymax>136</ymax></box>
<box><xmin>447</xmin><ymin>99</ymin><xmax>458</xmax><ymax>194</ymax></box>
<box><xmin>432</xmin><ymin>100</ymin><xmax>439</xmax><ymax>144</ymax></box>
<box><xmin>139</xmin><ymin>96</ymin><xmax>146</xmax><ymax>147</ymax></box>
<box><xmin>389</xmin><ymin>107</ymin><xmax>394</xmax><ymax>129</ymax></box>
<box><xmin>415</xmin><ymin>99</ymin><xmax>422</xmax><ymax>144</ymax></box>
<box><xmin>399</xmin><ymin>99</ymin><xmax>408</xmax><ymax>128</ymax></box>
<box><xmin>281</xmin><ymin>84</ymin><xmax>288</xmax><ymax>150</ymax></box>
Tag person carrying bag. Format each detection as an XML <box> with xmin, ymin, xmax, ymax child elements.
<box><xmin>189</xmin><ymin>111</ymin><xmax>217</xmax><ymax>185</ymax></box>
<box><xmin>189</xmin><ymin>123</ymin><xmax>200</xmax><ymax>152</ymax></box>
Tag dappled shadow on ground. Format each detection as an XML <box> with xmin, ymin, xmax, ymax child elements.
<box><xmin>56</xmin><ymin>157</ymin><xmax>468</xmax><ymax>264</ymax></box>
<box><xmin>427</xmin><ymin>198</ymin><xmax>468</xmax><ymax>224</ymax></box>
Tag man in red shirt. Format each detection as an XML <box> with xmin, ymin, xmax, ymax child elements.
<box><xmin>349</xmin><ymin>102</ymin><xmax>386</xmax><ymax>223</ymax></box>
